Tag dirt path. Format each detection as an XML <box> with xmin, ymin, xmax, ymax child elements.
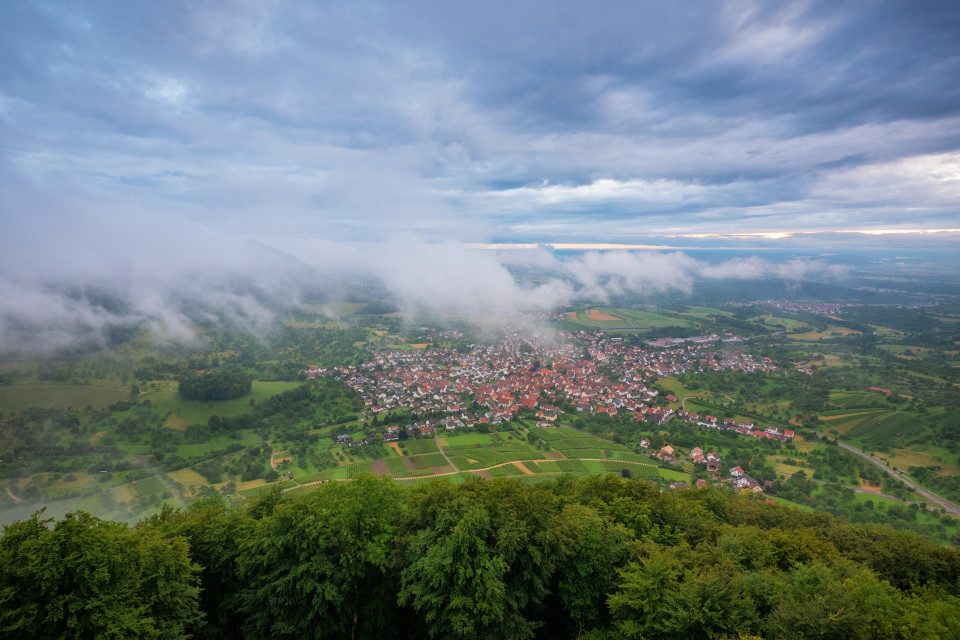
<box><xmin>270</xmin><ymin>454</ymin><xmax>291</xmax><ymax>470</ymax></box>
<box><xmin>279</xmin><ymin>456</ymin><xmax>661</xmax><ymax>493</ymax></box>
<box><xmin>5</xmin><ymin>486</ymin><xmax>23</xmax><ymax>502</ymax></box>
<box><xmin>512</xmin><ymin>462</ymin><xmax>534</xmax><ymax>475</ymax></box>
<box><xmin>433</xmin><ymin>428</ymin><xmax>460</xmax><ymax>474</ymax></box>
<box><xmin>820</xmin><ymin>411</ymin><xmax>879</xmax><ymax>421</ymax></box>
<box><xmin>388</xmin><ymin>442</ymin><xmax>403</xmax><ymax>456</ymax></box>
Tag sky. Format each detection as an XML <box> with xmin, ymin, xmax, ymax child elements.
<box><xmin>1</xmin><ymin>1</ymin><xmax>959</xmax><ymax>354</ymax></box>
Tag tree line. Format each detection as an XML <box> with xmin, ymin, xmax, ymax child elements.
<box><xmin>177</xmin><ymin>371</ymin><xmax>252</xmax><ymax>401</ymax></box>
<box><xmin>3</xmin><ymin>475</ymin><xmax>960</xmax><ymax>640</ymax></box>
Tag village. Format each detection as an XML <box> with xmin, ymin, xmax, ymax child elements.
<box><xmin>302</xmin><ymin>330</ymin><xmax>790</xmax><ymax>487</ymax></box>
<box><xmin>305</xmin><ymin>330</ymin><xmax>778</xmax><ymax>429</ymax></box>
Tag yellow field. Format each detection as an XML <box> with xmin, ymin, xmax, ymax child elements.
<box><xmin>410</xmin><ymin>343</ymin><xmax>429</xmax><ymax>349</ymax></box>
<box><xmin>162</xmin><ymin>413</ymin><xmax>188</xmax><ymax>430</ymax></box>
<box><xmin>883</xmin><ymin>448</ymin><xmax>960</xmax><ymax>475</ymax></box>
<box><xmin>820</xmin><ymin>411</ymin><xmax>875</xmax><ymax>421</ymax></box>
<box><xmin>769</xmin><ymin>456</ymin><xmax>809</xmax><ymax>476</ymax></box>
<box><xmin>586</xmin><ymin>309</ymin><xmax>618</xmax><ymax>321</ymax></box>
<box><xmin>775</xmin><ymin>462</ymin><xmax>809</xmax><ymax>476</ymax></box>
<box><xmin>789</xmin><ymin>440</ymin><xmax>814</xmax><ymax>454</ymax></box>
<box><xmin>166</xmin><ymin>468</ymin><xmax>209</xmax><ymax>490</ymax></box>
<box><xmin>797</xmin><ymin>354</ymin><xmax>845</xmax><ymax>367</ymax></box>
<box><xmin>789</xmin><ymin>327</ymin><xmax>861</xmax><ymax>340</ymax></box>
<box><xmin>31</xmin><ymin>471</ymin><xmax>95</xmax><ymax>492</ymax></box>
<box><xmin>235</xmin><ymin>478</ymin><xmax>270</xmax><ymax>491</ymax></box>
<box><xmin>110</xmin><ymin>484</ymin><xmax>135</xmax><ymax>504</ymax></box>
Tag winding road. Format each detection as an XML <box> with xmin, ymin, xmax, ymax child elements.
<box><xmin>836</xmin><ymin>441</ymin><xmax>960</xmax><ymax>516</ymax></box>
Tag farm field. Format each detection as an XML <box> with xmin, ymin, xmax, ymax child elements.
<box><xmin>749</xmin><ymin>314</ymin><xmax>806</xmax><ymax>331</ymax></box>
<box><xmin>879</xmin><ymin>447</ymin><xmax>960</xmax><ymax>476</ymax></box>
<box><xmin>679</xmin><ymin>306</ymin><xmax>733</xmax><ymax>318</ymax></box>
<box><xmin>4</xmin><ymin>301</ymin><xmax>960</xmax><ymax>546</ymax></box>
<box><xmin>278</xmin><ymin>425</ymin><xmax>679</xmax><ymax>488</ymax></box>
<box><xmin>820</xmin><ymin>410</ymin><xmax>928</xmax><ymax>446</ymax></box>
<box><xmin>0</xmin><ymin>382</ymin><xmax>130</xmax><ymax>412</ymax></box>
<box><xmin>148</xmin><ymin>380</ymin><xmax>303</xmax><ymax>425</ymax></box>
<box><xmin>557</xmin><ymin>307</ymin><xmax>691</xmax><ymax>330</ymax></box>
<box><xmin>787</xmin><ymin>325</ymin><xmax>861</xmax><ymax>340</ymax></box>
<box><xmin>827</xmin><ymin>391</ymin><xmax>884</xmax><ymax>410</ymax></box>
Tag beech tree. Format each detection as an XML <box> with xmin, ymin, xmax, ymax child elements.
<box><xmin>236</xmin><ymin>475</ymin><xmax>403</xmax><ymax>640</ymax></box>
<box><xmin>0</xmin><ymin>510</ymin><xmax>200</xmax><ymax>639</ymax></box>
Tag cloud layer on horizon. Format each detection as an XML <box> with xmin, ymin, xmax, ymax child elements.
<box><xmin>0</xmin><ymin>220</ymin><xmax>854</xmax><ymax>356</ymax></box>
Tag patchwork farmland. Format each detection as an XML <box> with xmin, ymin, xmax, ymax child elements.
<box><xmin>556</xmin><ymin>307</ymin><xmax>691</xmax><ymax>330</ymax></box>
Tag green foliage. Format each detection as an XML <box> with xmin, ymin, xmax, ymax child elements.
<box><xmin>0</xmin><ymin>510</ymin><xmax>200</xmax><ymax>639</ymax></box>
<box><xmin>3</xmin><ymin>477</ymin><xmax>960</xmax><ymax>639</ymax></box>
<box><xmin>177</xmin><ymin>371</ymin><xmax>252</xmax><ymax>401</ymax></box>
<box><xmin>236</xmin><ymin>475</ymin><xmax>403</xmax><ymax>640</ymax></box>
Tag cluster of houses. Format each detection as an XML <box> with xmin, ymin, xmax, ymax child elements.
<box><xmin>667</xmin><ymin>468</ymin><xmax>769</xmax><ymax>493</ymax></box>
<box><xmin>644</xmin><ymin>333</ymin><xmax>742</xmax><ymax>348</ymax></box>
<box><xmin>725</xmin><ymin>300</ymin><xmax>854</xmax><ymax>315</ymax></box>
<box><xmin>676</xmin><ymin>411</ymin><xmax>795</xmax><ymax>442</ymax></box>
<box><xmin>642</xmin><ymin>441</ymin><xmax>724</xmax><ymax>471</ymax></box>
<box><xmin>657</xmin><ymin>447</ymin><xmax>769</xmax><ymax>494</ymax></box>
<box><xmin>728</xmin><ymin>465</ymin><xmax>769</xmax><ymax>493</ymax></box>
<box><xmin>305</xmin><ymin>330</ymin><xmax>779</xmax><ymax>434</ymax></box>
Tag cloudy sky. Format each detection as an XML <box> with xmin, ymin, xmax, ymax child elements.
<box><xmin>1</xmin><ymin>1</ymin><xmax>960</xmax><ymax>354</ymax></box>
<box><xmin>2</xmin><ymin>0</ymin><xmax>959</xmax><ymax>245</ymax></box>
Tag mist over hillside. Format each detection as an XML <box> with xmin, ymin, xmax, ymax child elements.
<box><xmin>6</xmin><ymin>208</ymin><xmax>957</xmax><ymax>359</ymax></box>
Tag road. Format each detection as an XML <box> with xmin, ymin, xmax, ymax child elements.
<box><xmin>776</xmin><ymin>470</ymin><xmax>943</xmax><ymax>512</ymax></box>
<box><xmin>679</xmin><ymin>394</ymin><xmax>960</xmax><ymax>515</ymax></box>
<box><xmin>836</xmin><ymin>441</ymin><xmax>960</xmax><ymax>516</ymax></box>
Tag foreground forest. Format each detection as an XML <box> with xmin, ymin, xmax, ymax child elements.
<box><xmin>2</xmin><ymin>474</ymin><xmax>959</xmax><ymax>640</ymax></box>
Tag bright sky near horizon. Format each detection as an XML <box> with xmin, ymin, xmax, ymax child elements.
<box><xmin>1</xmin><ymin>0</ymin><xmax>959</xmax><ymax>247</ymax></box>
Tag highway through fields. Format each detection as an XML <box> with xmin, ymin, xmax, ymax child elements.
<box><xmin>836</xmin><ymin>442</ymin><xmax>960</xmax><ymax>516</ymax></box>
<box><xmin>776</xmin><ymin>471</ymin><xmax>944</xmax><ymax>512</ymax></box>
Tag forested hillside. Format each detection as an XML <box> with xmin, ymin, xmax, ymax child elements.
<box><xmin>2</xmin><ymin>475</ymin><xmax>959</xmax><ymax>640</ymax></box>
